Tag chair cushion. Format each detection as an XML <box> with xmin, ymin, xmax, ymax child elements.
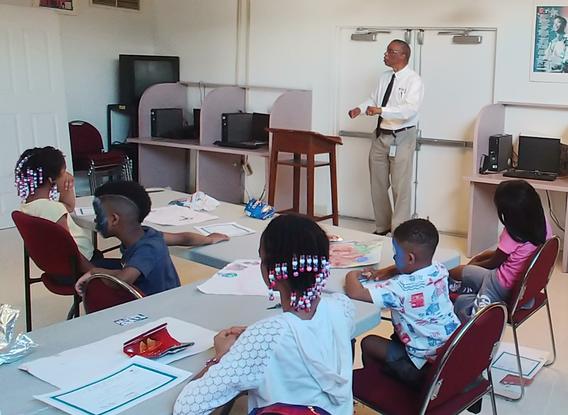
<box><xmin>41</xmin><ymin>273</ymin><xmax>77</xmax><ymax>296</ymax></box>
<box><xmin>509</xmin><ymin>292</ymin><xmax>547</xmax><ymax>326</ymax></box>
<box><xmin>354</xmin><ymin>359</ymin><xmax>491</xmax><ymax>415</ymax></box>
<box><xmin>89</xmin><ymin>151</ymin><xmax>125</xmax><ymax>168</ymax></box>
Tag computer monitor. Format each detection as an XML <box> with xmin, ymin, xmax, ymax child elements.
<box><xmin>517</xmin><ymin>135</ymin><xmax>561</xmax><ymax>173</ymax></box>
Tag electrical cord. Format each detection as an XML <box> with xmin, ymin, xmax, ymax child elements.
<box><xmin>546</xmin><ymin>190</ymin><xmax>565</xmax><ymax>232</ymax></box>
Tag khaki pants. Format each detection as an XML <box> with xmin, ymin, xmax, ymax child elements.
<box><xmin>369</xmin><ymin>127</ymin><xmax>416</xmax><ymax>233</ymax></box>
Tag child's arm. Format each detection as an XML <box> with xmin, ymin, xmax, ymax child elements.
<box><xmin>468</xmin><ymin>249</ymin><xmax>508</xmax><ymax>269</ymax></box>
<box><xmin>468</xmin><ymin>249</ymin><xmax>495</xmax><ymax>265</ymax></box>
<box><xmin>75</xmin><ymin>267</ymin><xmax>141</xmax><ymax>296</ymax></box>
<box><xmin>365</xmin><ymin>265</ymin><xmax>398</xmax><ymax>281</ymax></box>
<box><xmin>163</xmin><ymin>231</ymin><xmax>229</xmax><ymax>246</ymax></box>
<box><xmin>56</xmin><ymin>171</ymin><xmax>76</xmax><ymax>213</ymax></box>
<box><xmin>344</xmin><ymin>270</ymin><xmax>373</xmax><ymax>302</ymax></box>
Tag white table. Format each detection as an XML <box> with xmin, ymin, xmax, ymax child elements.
<box><xmin>0</xmin><ymin>280</ymin><xmax>379</xmax><ymax>415</ymax></box>
<box><xmin>74</xmin><ymin>190</ymin><xmax>461</xmax><ymax>294</ymax></box>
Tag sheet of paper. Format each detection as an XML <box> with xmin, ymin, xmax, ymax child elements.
<box><xmin>144</xmin><ymin>205</ymin><xmax>217</xmax><ymax>226</ymax></box>
<box><xmin>329</xmin><ymin>240</ymin><xmax>383</xmax><ymax>268</ymax></box>
<box><xmin>74</xmin><ymin>206</ymin><xmax>95</xmax><ymax>216</ymax></box>
<box><xmin>194</xmin><ymin>222</ymin><xmax>255</xmax><ymax>237</ymax></box>
<box><xmin>198</xmin><ymin>259</ymin><xmax>276</xmax><ymax>297</ymax></box>
<box><xmin>35</xmin><ymin>356</ymin><xmax>190</xmax><ymax>415</ymax></box>
<box><xmin>490</xmin><ymin>342</ymin><xmax>548</xmax><ymax>399</ymax></box>
<box><xmin>20</xmin><ymin>317</ymin><xmax>215</xmax><ymax>389</ymax></box>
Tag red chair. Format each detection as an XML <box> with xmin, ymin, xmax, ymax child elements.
<box><xmin>82</xmin><ymin>273</ymin><xmax>144</xmax><ymax>314</ymax></box>
<box><xmin>12</xmin><ymin>211</ymin><xmax>83</xmax><ymax>332</ymax></box>
<box><xmin>250</xmin><ymin>404</ymin><xmax>330</xmax><ymax>414</ymax></box>
<box><xmin>353</xmin><ymin>302</ymin><xmax>507</xmax><ymax>415</ymax></box>
<box><xmin>68</xmin><ymin>120</ymin><xmax>132</xmax><ymax>194</ymax></box>
<box><xmin>505</xmin><ymin>236</ymin><xmax>559</xmax><ymax>400</ymax></box>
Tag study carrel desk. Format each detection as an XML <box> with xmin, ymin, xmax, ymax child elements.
<box><xmin>467</xmin><ymin>173</ymin><xmax>568</xmax><ymax>272</ymax></box>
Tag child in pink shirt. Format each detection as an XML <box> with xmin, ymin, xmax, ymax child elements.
<box><xmin>450</xmin><ymin>180</ymin><xmax>552</xmax><ymax>321</ymax></box>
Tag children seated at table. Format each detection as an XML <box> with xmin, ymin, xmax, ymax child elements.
<box><xmin>14</xmin><ymin>147</ymin><xmax>229</xmax><ymax>273</ymax></box>
<box><xmin>449</xmin><ymin>179</ymin><xmax>552</xmax><ymax>321</ymax></box>
<box><xmin>344</xmin><ymin>218</ymin><xmax>460</xmax><ymax>387</ymax></box>
<box><xmin>174</xmin><ymin>215</ymin><xmax>356</xmax><ymax>415</ymax></box>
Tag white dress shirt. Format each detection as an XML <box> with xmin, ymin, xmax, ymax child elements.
<box><xmin>174</xmin><ymin>294</ymin><xmax>356</xmax><ymax>415</ymax></box>
<box><xmin>544</xmin><ymin>36</ymin><xmax>567</xmax><ymax>71</ymax></box>
<box><xmin>358</xmin><ymin>65</ymin><xmax>424</xmax><ymax>130</ymax></box>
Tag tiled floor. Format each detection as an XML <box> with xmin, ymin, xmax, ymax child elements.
<box><xmin>1</xmin><ymin>215</ymin><xmax>567</xmax><ymax>414</ymax></box>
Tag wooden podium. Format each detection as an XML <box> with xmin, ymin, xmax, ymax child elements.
<box><xmin>267</xmin><ymin>128</ymin><xmax>343</xmax><ymax>225</ymax></box>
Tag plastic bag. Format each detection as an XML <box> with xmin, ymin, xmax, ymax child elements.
<box><xmin>244</xmin><ymin>199</ymin><xmax>275</xmax><ymax>220</ymax></box>
<box><xmin>0</xmin><ymin>304</ymin><xmax>37</xmax><ymax>365</ymax></box>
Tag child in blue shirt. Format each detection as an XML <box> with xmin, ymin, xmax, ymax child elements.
<box><xmin>75</xmin><ymin>181</ymin><xmax>184</xmax><ymax>296</ymax></box>
<box><xmin>345</xmin><ymin>219</ymin><xmax>460</xmax><ymax>387</ymax></box>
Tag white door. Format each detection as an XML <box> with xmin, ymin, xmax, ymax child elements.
<box><xmin>0</xmin><ymin>5</ymin><xmax>71</xmax><ymax>229</ymax></box>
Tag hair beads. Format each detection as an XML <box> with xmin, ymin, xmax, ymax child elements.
<box><xmin>15</xmin><ymin>156</ymin><xmax>45</xmax><ymax>200</ymax></box>
<box><xmin>268</xmin><ymin>255</ymin><xmax>329</xmax><ymax>312</ymax></box>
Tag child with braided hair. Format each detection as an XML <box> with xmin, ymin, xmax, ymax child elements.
<box><xmin>174</xmin><ymin>214</ymin><xmax>356</xmax><ymax>415</ymax></box>
<box><xmin>15</xmin><ymin>146</ymin><xmax>93</xmax><ymax>272</ymax></box>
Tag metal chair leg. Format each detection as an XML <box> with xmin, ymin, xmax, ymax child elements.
<box><xmin>23</xmin><ymin>250</ymin><xmax>32</xmax><ymax>332</ymax></box>
<box><xmin>487</xmin><ymin>370</ymin><xmax>498</xmax><ymax>415</ymax></box>
<box><xmin>509</xmin><ymin>325</ymin><xmax>525</xmax><ymax>401</ymax></box>
<box><xmin>544</xmin><ymin>293</ymin><xmax>557</xmax><ymax>366</ymax></box>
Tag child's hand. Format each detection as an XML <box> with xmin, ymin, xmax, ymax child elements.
<box><xmin>207</xmin><ymin>233</ymin><xmax>230</xmax><ymax>244</ymax></box>
<box><xmin>57</xmin><ymin>171</ymin><xmax>75</xmax><ymax>192</ymax></box>
<box><xmin>75</xmin><ymin>271</ymin><xmax>91</xmax><ymax>297</ymax></box>
<box><xmin>213</xmin><ymin>326</ymin><xmax>246</xmax><ymax>359</ymax></box>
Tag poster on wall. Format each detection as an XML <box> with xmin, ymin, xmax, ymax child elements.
<box><xmin>33</xmin><ymin>0</ymin><xmax>77</xmax><ymax>14</ymax></box>
<box><xmin>531</xmin><ymin>3</ymin><xmax>568</xmax><ymax>82</ymax></box>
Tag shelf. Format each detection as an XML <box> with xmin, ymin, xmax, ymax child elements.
<box><xmin>278</xmin><ymin>159</ymin><xmax>330</xmax><ymax>168</ymax></box>
<box><xmin>128</xmin><ymin>137</ymin><xmax>270</xmax><ymax>157</ymax></box>
<box><xmin>498</xmin><ymin>101</ymin><xmax>568</xmax><ymax>110</ymax></box>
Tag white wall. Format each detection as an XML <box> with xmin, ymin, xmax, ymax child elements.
<box><xmin>0</xmin><ymin>0</ymin><xmax>157</xmax><ymax>145</ymax></box>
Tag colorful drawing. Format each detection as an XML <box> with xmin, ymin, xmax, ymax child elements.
<box><xmin>329</xmin><ymin>240</ymin><xmax>382</xmax><ymax>268</ymax></box>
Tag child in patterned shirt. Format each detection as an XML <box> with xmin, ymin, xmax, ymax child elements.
<box><xmin>345</xmin><ymin>218</ymin><xmax>460</xmax><ymax>387</ymax></box>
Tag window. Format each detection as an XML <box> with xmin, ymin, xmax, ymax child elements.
<box><xmin>91</xmin><ymin>0</ymin><xmax>140</xmax><ymax>11</ymax></box>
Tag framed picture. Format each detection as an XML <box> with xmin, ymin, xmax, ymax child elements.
<box><xmin>531</xmin><ymin>2</ymin><xmax>568</xmax><ymax>82</ymax></box>
<box><xmin>33</xmin><ymin>0</ymin><xmax>77</xmax><ymax>15</ymax></box>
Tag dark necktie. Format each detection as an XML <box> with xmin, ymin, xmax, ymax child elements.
<box><xmin>376</xmin><ymin>73</ymin><xmax>396</xmax><ymax>137</ymax></box>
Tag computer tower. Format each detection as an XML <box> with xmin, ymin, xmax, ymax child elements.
<box><xmin>221</xmin><ymin>113</ymin><xmax>253</xmax><ymax>144</ymax></box>
<box><xmin>150</xmin><ymin>108</ymin><xmax>184</xmax><ymax>138</ymax></box>
<box><xmin>488</xmin><ymin>134</ymin><xmax>512</xmax><ymax>172</ymax></box>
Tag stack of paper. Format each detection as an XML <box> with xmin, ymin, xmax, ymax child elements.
<box><xmin>329</xmin><ymin>240</ymin><xmax>383</xmax><ymax>268</ymax></box>
<box><xmin>198</xmin><ymin>259</ymin><xmax>274</xmax><ymax>297</ymax></box>
<box><xmin>144</xmin><ymin>205</ymin><xmax>217</xmax><ymax>226</ymax></box>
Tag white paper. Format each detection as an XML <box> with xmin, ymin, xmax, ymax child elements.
<box><xmin>490</xmin><ymin>342</ymin><xmax>548</xmax><ymax>399</ymax></box>
<box><xmin>35</xmin><ymin>356</ymin><xmax>190</xmax><ymax>415</ymax></box>
<box><xmin>198</xmin><ymin>259</ymin><xmax>276</xmax><ymax>297</ymax></box>
<box><xmin>195</xmin><ymin>222</ymin><xmax>255</xmax><ymax>237</ymax></box>
<box><xmin>20</xmin><ymin>317</ymin><xmax>215</xmax><ymax>389</ymax></box>
<box><xmin>144</xmin><ymin>205</ymin><xmax>217</xmax><ymax>226</ymax></box>
<box><xmin>74</xmin><ymin>206</ymin><xmax>95</xmax><ymax>216</ymax></box>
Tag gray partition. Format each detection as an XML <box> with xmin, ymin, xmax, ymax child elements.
<box><xmin>199</xmin><ymin>86</ymin><xmax>245</xmax><ymax>145</ymax></box>
<box><xmin>138</xmin><ymin>82</ymin><xmax>187</xmax><ymax>137</ymax></box>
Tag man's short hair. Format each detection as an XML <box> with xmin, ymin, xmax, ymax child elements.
<box><xmin>391</xmin><ymin>39</ymin><xmax>411</xmax><ymax>61</ymax></box>
<box><xmin>393</xmin><ymin>218</ymin><xmax>439</xmax><ymax>259</ymax></box>
<box><xmin>94</xmin><ymin>181</ymin><xmax>151</xmax><ymax>223</ymax></box>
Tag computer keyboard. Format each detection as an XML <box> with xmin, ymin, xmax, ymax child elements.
<box><xmin>503</xmin><ymin>169</ymin><xmax>558</xmax><ymax>181</ymax></box>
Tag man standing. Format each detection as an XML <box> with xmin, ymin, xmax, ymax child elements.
<box><xmin>348</xmin><ymin>39</ymin><xmax>424</xmax><ymax>236</ymax></box>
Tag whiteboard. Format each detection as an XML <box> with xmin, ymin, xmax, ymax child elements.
<box><xmin>335</xmin><ymin>27</ymin><xmax>496</xmax><ymax>233</ymax></box>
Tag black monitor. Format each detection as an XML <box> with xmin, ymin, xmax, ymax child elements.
<box><xmin>517</xmin><ymin>135</ymin><xmax>561</xmax><ymax>173</ymax></box>
<box><xmin>119</xmin><ymin>55</ymin><xmax>180</xmax><ymax>106</ymax></box>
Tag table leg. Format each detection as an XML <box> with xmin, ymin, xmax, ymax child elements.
<box><xmin>467</xmin><ymin>182</ymin><xmax>498</xmax><ymax>257</ymax></box>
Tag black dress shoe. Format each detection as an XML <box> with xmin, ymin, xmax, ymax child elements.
<box><xmin>373</xmin><ymin>230</ymin><xmax>391</xmax><ymax>236</ymax></box>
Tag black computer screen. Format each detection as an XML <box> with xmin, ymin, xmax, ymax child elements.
<box><xmin>517</xmin><ymin>135</ymin><xmax>560</xmax><ymax>173</ymax></box>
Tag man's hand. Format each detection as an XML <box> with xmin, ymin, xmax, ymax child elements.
<box><xmin>75</xmin><ymin>271</ymin><xmax>92</xmax><ymax>297</ymax></box>
<box><xmin>206</xmin><ymin>233</ymin><xmax>230</xmax><ymax>244</ymax></box>
<box><xmin>348</xmin><ymin>107</ymin><xmax>361</xmax><ymax>119</ymax></box>
<box><xmin>365</xmin><ymin>106</ymin><xmax>382</xmax><ymax>116</ymax></box>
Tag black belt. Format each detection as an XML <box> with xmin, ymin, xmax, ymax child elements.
<box><xmin>379</xmin><ymin>126</ymin><xmax>415</xmax><ymax>136</ymax></box>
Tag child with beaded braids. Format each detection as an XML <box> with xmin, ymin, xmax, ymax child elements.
<box><xmin>174</xmin><ymin>215</ymin><xmax>356</xmax><ymax>415</ymax></box>
<box><xmin>15</xmin><ymin>147</ymin><xmax>93</xmax><ymax>271</ymax></box>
